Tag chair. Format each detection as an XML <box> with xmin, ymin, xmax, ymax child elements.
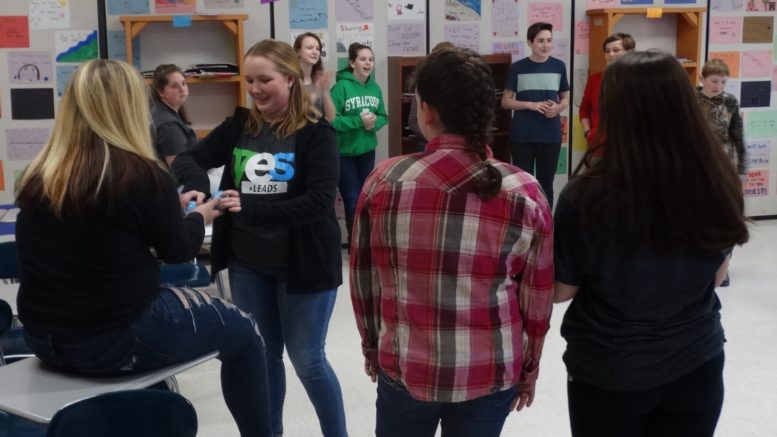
<box><xmin>46</xmin><ymin>389</ymin><xmax>197</xmax><ymax>437</ymax></box>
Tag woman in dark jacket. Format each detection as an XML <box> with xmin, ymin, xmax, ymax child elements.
<box><xmin>172</xmin><ymin>39</ymin><xmax>347</xmax><ymax>437</ymax></box>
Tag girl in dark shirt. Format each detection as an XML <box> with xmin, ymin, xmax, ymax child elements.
<box><xmin>150</xmin><ymin>64</ymin><xmax>198</xmax><ymax>167</ymax></box>
<box><xmin>15</xmin><ymin>59</ymin><xmax>271</xmax><ymax>437</ymax></box>
<box><xmin>553</xmin><ymin>51</ymin><xmax>749</xmax><ymax>437</ymax></box>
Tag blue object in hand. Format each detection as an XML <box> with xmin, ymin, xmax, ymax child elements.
<box><xmin>185</xmin><ymin>201</ymin><xmax>197</xmax><ymax>214</ymax></box>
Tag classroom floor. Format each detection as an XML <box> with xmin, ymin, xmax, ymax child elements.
<box><xmin>181</xmin><ymin>219</ymin><xmax>777</xmax><ymax>437</ymax></box>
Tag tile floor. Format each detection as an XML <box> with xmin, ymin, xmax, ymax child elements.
<box><xmin>181</xmin><ymin>219</ymin><xmax>777</xmax><ymax>437</ymax></box>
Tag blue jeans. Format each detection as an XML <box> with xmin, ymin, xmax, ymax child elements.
<box><xmin>339</xmin><ymin>151</ymin><xmax>376</xmax><ymax>232</ymax></box>
<box><xmin>376</xmin><ymin>373</ymin><xmax>517</xmax><ymax>437</ymax></box>
<box><xmin>511</xmin><ymin>142</ymin><xmax>561</xmax><ymax>208</ymax></box>
<box><xmin>228</xmin><ymin>260</ymin><xmax>347</xmax><ymax>437</ymax></box>
<box><xmin>23</xmin><ymin>287</ymin><xmax>272</xmax><ymax>437</ymax></box>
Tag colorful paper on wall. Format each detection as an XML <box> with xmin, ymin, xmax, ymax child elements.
<box><xmin>621</xmin><ymin>0</ymin><xmax>654</xmax><ymax>4</ymax></box>
<box><xmin>551</xmin><ymin>39</ymin><xmax>570</xmax><ymax>65</ymax></box>
<box><xmin>203</xmin><ymin>0</ymin><xmax>245</xmax><ymax>9</ymax></box>
<box><xmin>746</xmin><ymin>0</ymin><xmax>775</xmax><ymax>11</ymax></box>
<box><xmin>8</xmin><ymin>51</ymin><xmax>53</xmax><ymax>84</ymax></box>
<box><xmin>745</xmin><ymin>110</ymin><xmax>777</xmax><ymax>138</ymax></box>
<box><xmin>55</xmin><ymin>30</ymin><xmax>98</xmax><ymax>62</ymax></box>
<box><xmin>586</xmin><ymin>0</ymin><xmax>617</xmax><ymax>8</ymax></box>
<box><xmin>491</xmin><ymin>41</ymin><xmax>525</xmax><ymax>63</ymax></box>
<box><xmin>56</xmin><ymin>65</ymin><xmax>78</xmax><ymax>97</ymax></box>
<box><xmin>744</xmin><ymin>169</ymin><xmax>769</xmax><ymax>197</ymax></box>
<box><xmin>572</xmin><ymin>115</ymin><xmax>587</xmax><ymax>152</ymax></box>
<box><xmin>290</xmin><ymin>0</ymin><xmax>327</xmax><ymax>29</ymax></box>
<box><xmin>725</xmin><ymin>78</ymin><xmax>741</xmax><ymax>102</ymax></box>
<box><xmin>106</xmin><ymin>31</ymin><xmax>141</xmax><ymax>68</ymax></box>
<box><xmin>740</xmin><ymin>50</ymin><xmax>772</xmax><ymax>77</ymax></box>
<box><xmin>528</xmin><ymin>3</ymin><xmax>563</xmax><ymax>31</ymax></box>
<box><xmin>711</xmin><ymin>0</ymin><xmax>745</xmax><ymax>12</ymax></box>
<box><xmin>6</xmin><ymin>128</ymin><xmax>50</xmax><ymax>161</ymax></box>
<box><xmin>336</xmin><ymin>23</ymin><xmax>373</xmax><ymax>53</ymax></box>
<box><xmin>740</xmin><ymin>81</ymin><xmax>772</xmax><ymax>108</ymax></box>
<box><xmin>708</xmin><ymin>51</ymin><xmax>740</xmax><ymax>78</ymax></box>
<box><xmin>387</xmin><ymin>1</ymin><xmax>425</xmax><ymax>21</ymax></box>
<box><xmin>154</xmin><ymin>0</ymin><xmax>196</xmax><ymax>14</ymax></box>
<box><xmin>445</xmin><ymin>0</ymin><xmax>481</xmax><ymax>22</ymax></box>
<box><xmin>744</xmin><ymin>140</ymin><xmax>771</xmax><ymax>169</ymax></box>
<box><xmin>710</xmin><ymin>16</ymin><xmax>742</xmax><ymax>45</ymax></box>
<box><xmin>491</xmin><ymin>0</ymin><xmax>519</xmax><ymax>37</ymax></box>
<box><xmin>742</xmin><ymin>16</ymin><xmax>774</xmax><ymax>44</ymax></box>
<box><xmin>556</xmin><ymin>146</ymin><xmax>568</xmax><ymax>175</ymax></box>
<box><xmin>29</xmin><ymin>0</ymin><xmax>70</xmax><ymax>30</ymax></box>
<box><xmin>444</xmin><ymin>23</ymin><xmax>479</xmax><ymax>52</ymax></box>
<box><xmin>0</xmin><ymin>161</ymin><xmax>4</xmax><ymax>191</ymax></box>
<box><xmin>575</xmin><ymin>20</ymin><xmax>589</xmax><ymax>54</ymax></box>
<box><xmin>10</xmin><ymin>88</ymin><xmax>55</xmax><ymax>120</ymax></box>
<box><xmin>0</xmin><ymin>16</ymin><xmax>30</xmax><ymax>48</ymax></box>
<box><xmin>107</xmin><ymin>0</ymin><xmax>150</xmax><ymax>14</ymax></box>
<box><xmin>573</xmin><ymin>69</ymin><xmax>588</xmax><ymax>108</ymax></box>
<box><xmin>336</xmin><ymin>0</ymin><xmax>373</xmax><ymax>21</ymax></box>
<box><xmin>387</xmin><ymin>22</ymin><xmax>425</xmax><ymax>55</ymax></box>
<box><xmin>664</xmin><ymin>0</ymin><xmax>696</xmax><ymax>3</ymax></box>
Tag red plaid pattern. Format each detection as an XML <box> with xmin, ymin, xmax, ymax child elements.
<box><xmin>350</xmin><ymin>134</ymin><xmax>554</xmax><ymax>402</ymax></box>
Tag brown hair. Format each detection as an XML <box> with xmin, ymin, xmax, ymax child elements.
<box><xmin>413</xmin><ymin>48</ymin><xmax>501</xmax><ymax>198</ymax></box>
<box><xmin>603</xmin><ymin>33</ymin><xmax>636</xmax><ymax>51</ymax></box>
<box><xmin>701</xmin><ymin>59</ymin><xmax>731</xmax><ymax>78</ymax></box>
<box><xmin>574</xmin><ymin>50</ymin><xmax>748</xmax><ymax>253</ymax></box>
<box><xmin>151</xmin><ymin>64</ymin><xmax>191</xmax><ymax>125</ymax></box>
<box><xmin>293</xmin><ymin>32</ymin><xmax>324</xmax><ymax>82</ymax></box>
<box><xmin>527</xmin><ymin>22</ymin><xmax>553</xmax><ymax>42</ymax></box>
<box><xmin>346</xmin><ymin>42</ymin><xmax>373</xmax><ymax>73</ymax></box>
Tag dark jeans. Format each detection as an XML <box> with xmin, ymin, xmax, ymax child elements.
<box><xmin>24</xmin><ymin>288</ymin><xmax>272</xmax><ymax>437</ymax></box>
<box><xmin>376</xmin><ymin>373</ymin><xmax>517</xmax><ymax>437</ymax></box>
<box><xmin>339</xmin><ymin>151</ymin><xmax>376</xmax><ymax>234</ymax></box>
<box><xmin>510</xmin><ymin>142</ymin><xmax>561</xmax><ymax>208</ymax></box>
<box><xmin>228</xmin><ymin>260</ymin><xmax>347</xmax><ymax>437</ymax></box>
<box><xmin>567</xmin><ymin>352</ymin><xmax>725</xmax><ymax>437</ymax></box>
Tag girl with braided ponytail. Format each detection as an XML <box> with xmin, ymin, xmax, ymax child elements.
<box><xmin>349</xmin><ymin>47</ymin><xmax>554</xmax><ymax>437</ymax></box>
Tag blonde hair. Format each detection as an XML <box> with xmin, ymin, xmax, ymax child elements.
<box><xmin>16</xmin><ymin>59</ymin><xmax>163</xmax><ymax>217</ymax></box>
<box><xmin>244</xmin><ymin>39</ymin><xmax>318</xmax><ymax>138</ymax></box>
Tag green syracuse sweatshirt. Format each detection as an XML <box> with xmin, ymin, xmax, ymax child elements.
<box><xmin>330</xmin><ymin>69</ymin><xmax>388</xmax><ymax>157</ymax></box>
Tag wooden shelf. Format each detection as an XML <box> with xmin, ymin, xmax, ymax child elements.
<box><xmin>587</xmin><ymin>7</ymin><xmax>705</xmax><ymax>85</ymax></box>
<box><xmin>119</xmin><ymin>14</ymin><xmax>248</xmax><ymax>109</ymax></box>
<box><xmin>387</xmin><ymin>53</ymin><xmax>513</xmax><ymax>162</ymax></box>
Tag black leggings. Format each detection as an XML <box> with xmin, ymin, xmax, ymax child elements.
<box><xmin>567</xmin><ymin>352</ymin><xmax>724</xmax><ymax>437</ymax></box>
<box><xmin>510</xmin><ymin>142</ymin><xmax>561</xmax><ymax>208</ymax></box>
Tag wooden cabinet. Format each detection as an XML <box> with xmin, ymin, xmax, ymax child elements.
<box><xmin>119</xmin><ymin>14</ymin><xmax>248</xmax><ymax>137</ymax></box>
<box><xmin>386</xmin><ymin>53</ymin><xmax>513</xmax><ymax>162</ymax></box>
<box><xmin>587</xmin><ymin>7</ymin><xmax>705</xmax><ymax>84</ymax></box>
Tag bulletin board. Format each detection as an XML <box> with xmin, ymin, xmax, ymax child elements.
<box><xmin>708</xmin><ymin>0</ymin><xmax>777</xmax><ymax>217</ymax></box>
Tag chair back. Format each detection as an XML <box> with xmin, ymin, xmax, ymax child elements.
<box><xmin>0</xmin><ymin>241</ymin><xmax>20</xmax><ymax>281</ymax></box>
<box><xmin>47</xmin><ymin>389</ymin><xmax>198</xmax><ymax>437</ymax></box>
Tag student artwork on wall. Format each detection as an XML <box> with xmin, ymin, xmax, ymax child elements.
<box><xmin>55</xmin><ymin>30</ymin><xmax>98</xmax><ymax>62</ymax></box>
<box><xmin>106</xmin><ymin>30</ymin><xmax>141</xmax><ymax>68</ymax></box>
<box><xmin>387</xmin><ymin>1</ymin><xmax>425</xmax><ymax>21</ymax></box>
<box><xmin>740</xmin><ymin>81</ymin><xmax>772</xmax><ymax>107</ymax></box>
<box><xmin>492</xmin><ymin>41</ymin><xmax>525</xmax><ymax>62</ymax></box>
<box><xmin>204</xmin><ymin>0</ymin><xmax>245</xmax><ymax>9</ymax></box>
<box><xmin>740</xmin><ymin>50</ymin><xmax>772</xmax><ymax>77</ymax></box>
<box><xmin>290</xmin><ymin>0</ymin><xmax>327</xmax><ymax>29</ymax></box>
<box><xmin>336</xmin><ymin>0</ymin><xmax>373</xmax><ymax>21</ymax></box>
<box><xmin>744</xmin><ymin>169</ymin><xmax>769</xmax><ymax>196</ymax></box>
<box><xmin>444</xmin><ymin>22</ymin><xmax>479</xmax><ymax>51</ymax></box>
<box><xmin>575</xmin><ymin>20</ymin><xmax>589</xmax><ymax>54</ymax></box>
<box><xmin>155</xmin><ymin>0</ymin><xmax>196</xmax><ymax>14</ymax></box>
<box><xmin>745</xmin><ymin>110</ymin><xmax>777</xmax><ymax>139</ymax></box>
<box><xmin>742</xmin><ymin>16</ymin><xmax>774</xmax><ymax>43</ymax></box>
<box><xmin>491</xmin><ymin>0</ymin><xmax>519</xmax><ymax>37</ymax></box>
<box><xmin>744</xmin><ymin>140</ymin><xmax>771</xmax><ymax>169</ymax></box>
<box><xmin>387</xmin><ymin>22</ymin><xmax>425</xmax><ymax>55</ymax></box>
<box><xmin>0</xmin><ymin>16</ymin><xmax>30</xmax><ymax>48</ymax></box>
<box><xmin>8</xmin><ymin>51</ymin><xmax>53</xmax><ymax>84</ymax></box>
<box><xmin>29</xmin><ymin>0</ymin><xmax>70</xmax><ymax>30</ymax></box>
<box><xmin>445</xmin><ymin>0</ymin><xmax>481</xmax><ymax>21</ymax></box>
<box><xmin>107</xmin><ymin>0</ymin><xmax>150</xmax><ymax>15</ymax></box>
<box><xmin>711</xmin><ymin>0</ymin><xmax>745</xmax><ymax>12</ymax></box>
<box><xmin>745</xmin><ymin>0</ymin><xmax>777</xmax><ymax>11</ymax></box>
<box><xmin>528</xmin><ymin>3</ymin><xmax>564</xmax><ymax>31</ymax></box>
<box><xmin>56</xmin><ymin>65</ymin><xmax>78</xmax><ymax>97</ymax></box>
<box><xmin>586</xmin><ymin>0</ymin><xmax>617</xmax><ymax>8</ymax></box>
<box><xmin>10</xmin><ymin>88</ymin><xmax>55</xmax><ymax>120</ymax></box>
<box><xmin>336</xmin><ymin>23</ymin><xmax>373</xmax><ymax>52</ymax></box>
<box><xmin>5</xmin><ymin>128</ymin><xmax>49</xmax><ymax>161</ymax></box>
<box><xmin>709</xmin><ymin>16</ymin><xmax>742</xmax><ymax>45</ymax></box>
<box><xmin>708</xmin><ymin>51</ymin><xmax>741</xmax><ymax>77</ymax></box>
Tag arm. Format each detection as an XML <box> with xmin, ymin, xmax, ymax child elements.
<box><xmin>369</xmin><ymin>88</ymin><xmax>389</xmax><ymax>133</ymax></box>
<box><xmin>579</xmin><ymin>75</ymin><xmax>594</xmax><ymax>133</ymax></box>
<box><xmin>172</xmin><ymin>109</ymin><xmax>244</xmax><ymax>194</ymax></box>
<box><xmin>349</xmin><ymin>172</ymin><xmax>382</xmax><ymax>382</ymax></box>
<box><xmin>330</xmin><ymin>83</ymin><xmax>367</xmax><ymax>131</ymax></box>
<box><xmin>554</xmin><ymin>281</ymin><xmax>579</xmax><ymax>303</ymax></box>
<box><xmin>317</xmin><ymin>71</ymin><xmax>336</xmax><ymax>122</ymax></box>
<box><xmin>501</xmin><ymin>89</ymin><xmax>540</xmax><ymax>112</ymax></box>
<box><xmin>240</xmin><ymin>123</ymin><xmax>339</xmax><ymax>229</ymax></box>
<box><xmin>715</xmin><ymin>252</ymin><xmax>732</xmax><ymax>287</ymax></box>
<box><xmin>513</xmin><ymin>197</ymin><xmax>555</xmax><ymax>411</ymax></box>
<box><xmin>155</xmin><ymin>122</ymin><xmax>189</xmax><ymax>167</ymax></box>
<box><xmin>543</xmin><ymin>91</ymin><xmax>570</xmax><ymax>119</ymax></box>
<box><xmin>728</xmin><ymin>100</ymin><xmax>746</xmax><ymax>176</ymax></box>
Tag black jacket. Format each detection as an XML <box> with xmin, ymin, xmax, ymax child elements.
<box><xmin>172</xmin><ymin>108</ymin><xmax>342</xmax><ymax>293</ymax></box>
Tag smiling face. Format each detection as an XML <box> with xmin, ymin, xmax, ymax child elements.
<box><xmin>350</xmin><ymin>48</ymin><xmax>374</xmax><ymax>83</ymax></box>
<box><xmin>528</xmin><ymin>29</ymin><xmax>553</xmax><ymax>61</ymax></box>
<box><xmin>158</xmin><ymin>71</ymin><xmax>189</xmax><ymax>111</ymax></box>
<box><xmin>701</xmin><ymin>74</ymin><xmax>728</xmax><ymax>98</ymax></box>
<box><xmin>244</xmin><ymin>55</ymin><xmax>293</xmax><ymax>121</ymax></box>
<box><xmin>297</xmin><ymin>36</ymin><xmax>321</xmax><ymax>67</ymax></box>
<box><xmin>604</xmin><ymin>39</ymin><xmax>628</xmax><ymax>64</ymax></box>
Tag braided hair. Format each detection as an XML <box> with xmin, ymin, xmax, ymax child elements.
<box><xmin>412</xmin><ymin>48</ymin><xmax>501</xmax><ymax>198</ymax></box>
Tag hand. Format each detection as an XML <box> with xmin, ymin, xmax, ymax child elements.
<box><xmin>542</xmin><ymin>100</ymin><xmax>560</xmax><ymax>118</ymax></box>
<box><xmin>316</xmin><ymin>70</ymin><xmax>332</xmax><ymax>90</ymax></box>
<box><xmin>510</xmin><ymin>383</ymin><xmax>535</xmax><ymax>412</ymax></box>
<box><xmin>216</xmin><ymin>189</ymin><xmax>242</xmax><ymax>213</ymax></box>
<box><xmin>179</xmin><ymin>190</ymin><xmax>205</xmax><ymax>210</ymax></box>
<box><xmin>192</xmin><ymin>196</ymin><xmax>223</xmax><ymax>225</ymax></box>
<box><xmin>363</xmin><ymin>348</ymin><xmax>379</xmax><ymax>383</ymax></box>
<box><xmin>361</xmin><ymin>111</ymin><xmax>376</xmax><ymax>130</ymax></box>
<box><xmin>535</xmin><ymin>100</ymin><xmax>553</xmax><ymax>115</ymax></box>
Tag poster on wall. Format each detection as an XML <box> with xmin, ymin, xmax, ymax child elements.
<box><xmin>491</xmin><ymin>0</ymin><xmax>519</xmax><ymax>37</ymax></box>
<box><xmin>55</xmin><ymin>30</ymin><xmax>98</xmax><ymax>63</ymax></box>
<box><xmin>290</xmin><ymin>0</ymin><xmax>327</xmax><ymax>29</ymax></box>
<box><xmin>204</xmin><ymin>0</ymin><xmax>245</xmax><ymax>9</ymax></box>
<box><xmin>711</xmin><ymin>0</ymin><xmax>745</xmax><ymax>12</ymax></box>
<box><xmin>9</xmin><ymin>51</ymin><xmax>53</xmax><ymax>84</ymax></box>
<box><xmin>445</xmin><ymin>0</ymin><xmax>481</xmax><ymax>22</ymax></box>
<box><xmin>387</xmin><ymin>1</ymin><xmax>425</xmax><ymax>21</ymax></box>
<box><xmin>5</xmin><ymin>128</ymin><xmax>50</xmax><ymax>162</ymax></box>
<box><xmin>29</xmin><ymin>0</ymin><xmax>70</xmax><ymax>30</ymax></box>
<box><xmin>10</xmin><ymin>89</ymin><xmax>55</xmax><ymax>120</ymax></box>
<box><xmin>0</xmin><ymin>16</ymin><xmax>30</xmax><ymax>48</ymax></box>
<box><xmin>444</xmin><ymin>22</ymin><xmax>479</xmax><ymax>51</ymax></box>
<box><xmin>336</xmin><ymin>0</ymin><xmax>373</xmax><ymax>21</ymax></box>
<box><xmin>336</xmin><ymin>23</ymin><xmax>373</xmax><ymax>53</ymax></box>
<box><xmin>154</xmin><ymin>0</ymin><xmax>196</xmax><ymax>14</ymax></box>
<box><xmin>528</xmin><ymin>3</ymin><xmax>564</xmax><ymax>31</ymax></box>
<box><xmin>745</xmin><ymin>0</ymin><xmax>777</xmax><ymax>11</ymax></box>
<box><xmin>744</xmin><ymin>169</ymin><xmax>769</xmax><ymax>196</ymax></box>
<box><xmin>56</xmin><ymin>65</ymin><xmax>78</xmax><ymax>97</ymax></box>
<box><xmin>107</xmin><ymin>0</ymin><xmax>150</xmax><ymax>15</ymax></box>
<box><xmin>387</xmin><ymin>23</ymin><xmax>425</xmax><ymax>55</ymax></box>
